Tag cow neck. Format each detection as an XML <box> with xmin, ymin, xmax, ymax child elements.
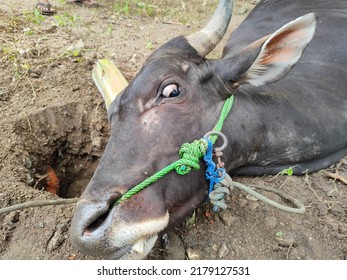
<box><xmin>115</xmin><ymin>95</ymin><xmax>235</xmax><ymax>205</ymax></box>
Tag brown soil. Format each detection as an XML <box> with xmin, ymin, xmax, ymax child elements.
<box><xmin>1</xmin><ymin>0</ymin><xmax>346</xmax><ymax>260</ymax></box>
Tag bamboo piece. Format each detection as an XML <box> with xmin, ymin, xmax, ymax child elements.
<box><xmin>92</xmin><ymin>59</ymin><xmax>129</xmax><ymax>110</ymax></box>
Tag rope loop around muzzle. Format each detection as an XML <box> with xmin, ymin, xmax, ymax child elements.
<box><xmin>115</xmin><ymin>138</ymin><xmax>209</xmax><ymax>205</ymax></box>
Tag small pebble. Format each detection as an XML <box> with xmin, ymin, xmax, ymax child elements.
<box><xmin>317</xmin><ymin>202</ymin><xmax>328</xmax><ymax>216</ymax></box>
<box><xmin>219</xmin><ymin>210</ymin><xmax>233</xmax><ymax>227</ymax></box>
<box><xmin>265</xmin><ymin>216</ymin><xmax>278</xmax><ymax>229</ymax></box>
<box><xmin>186</xmin><ymin>248</ymin><xmax>200</xmax><ymax>260</ymax></box>
<box><xmin>218</xmin><ymin>244</ymin><xmax>230</xmax><ymax>258</ymax></box>
<box><xmin>330</xmin><ymin>204</ymin><xmax>346</xmax><ymax>217</ymax></box>
<box><xmin>29</xmin><ymin>72</ymin><xmax>40</xmax><ymax>78</ymax></box>
<box><xmin>338</xmin><ymin>223</ymin><xmax>347</xmax><ymax>235</ymax></box>
<box><xmin>276</xmin><ymin>238</ymin><xmax>296</xmax><ymax>247</ymax></box>
<box><xmin>212</xmin><ymin>244</ymin><xmax>218</xmax><ymax>252</ymax></box>
<box><xmin>239</xmin><ymin>198</ymin><xmax>248</xmax><ymax>208</ymax></box>
<box><xmin>67</xmin><ymin>254</ymin><xmax>76</xmax><ymax>260</ymax></box>
<box><xmin>47</xmin><ymin>224</ymin><xmax>68</xmax><ymax>252</ymax></box>
<box><xmin>72</xmin><ymin>85</ymin><xmax>80</xmax><ymax>91</ymax></box>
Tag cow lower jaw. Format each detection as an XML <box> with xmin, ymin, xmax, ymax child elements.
<box><xmin>106</xmin><ymin>211</ymin><xmax>170</xmax><ymax>259</ymax></box>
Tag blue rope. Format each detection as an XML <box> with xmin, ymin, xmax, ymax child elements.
<box><xmin>202</xmin><ymin>138</ymin><xmax>226</xmax><ymax>194</ymax></box>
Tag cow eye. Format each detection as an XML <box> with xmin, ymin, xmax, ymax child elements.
<box><xmin>161</xmin><ymin>84</ymin><xmax>180</xmax><ymax>98</ymax></box>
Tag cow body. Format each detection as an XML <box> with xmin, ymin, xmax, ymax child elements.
<box><xmin>223</xmin><ymin>0</ymin><xmax>347</xmax><ymax>175</ymax></box>
<box><xmin>70</xmin><ymin>0</ymin><xmax>347</xmax><ymax>260</ymax></box>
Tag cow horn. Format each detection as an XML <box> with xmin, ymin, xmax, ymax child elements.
<box><xmin>185</xmin><ymin>0</ymin><xmax>234</xmax><ymax>57</ymax></box>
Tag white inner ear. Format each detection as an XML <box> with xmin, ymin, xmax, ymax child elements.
<box><xmin>244</xmin><ymin>13</ymin><xmax>317</xmax><ymax>87</ymax></box>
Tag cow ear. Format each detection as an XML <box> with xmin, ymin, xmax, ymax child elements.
<box><xmin>218</xmin><ymin>13</ymin><xmax>317</xmax><ymax>88</ymax></box>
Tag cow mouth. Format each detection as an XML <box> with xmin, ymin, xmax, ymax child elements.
<box><xmin>70</xmin><ymin>197</ymin><xmax>169</xmax><ymax>260</ymax></box>
<box><xmin>82</xmin><ymin>209</ymin><xmax>159</xmax><ymax>259</ymax></box>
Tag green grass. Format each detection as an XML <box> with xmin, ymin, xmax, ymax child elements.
<box><xmin>280</xmin><ymin>167</ymin><xmax>294</xmax><ymax>176</ymax></box>
<box><xmin>112</xmin><ymin>1</ymin><xmax>157</xmax><ymax>17</ymax></box>
<box><xmin>23</xmin><ymin>9</ymin><xmax>80</xmax><ymax>28</ymax></box>
<box><xmin>24</xmin><ymin>9</ymin><xmax>46</xmax><ymax>25</ymax></box>
<box><xmin>111</xmin><ymin>0</ymin><xmax>217</xmax><ymax>25</ymax></box>
<box><xmin>2</xmin><ymin>47</ymin><xmax>35</xmax><ymax>78</ymax></box>
<box><xmin>146</xmin><ymin>41</ymin><xmax>154</xmax><ymax>50</ymax></box>
<box><xmin>54</xmin><ymin>12</ymin><xmax>80</xmax><ymax>27</ymax></box>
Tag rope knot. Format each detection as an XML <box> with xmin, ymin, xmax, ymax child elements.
<box><xmin>175</xmin><ymin>139</ymin><xmax>208</xmax><ymax>175</ymax></box>
<box><xmin>209</xmin><ymin>179</ymin><xmax>230</xmax><ymax>212</ymax></box>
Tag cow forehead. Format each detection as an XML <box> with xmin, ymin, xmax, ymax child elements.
<box><xmin>121</xmin><ymin>58</ymin><xmax>193</xmax><ymax>103</ymax></box>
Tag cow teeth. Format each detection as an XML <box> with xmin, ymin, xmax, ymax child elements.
<box><xmin>132</xmin><ymin>239</ymin><xmax>145</xmax><ymax>255</ymax></box>
<box><xmin>132</xmin><ymin>235</ymin><xmax>158</xmax><ymax>255</ymax></box>
<box><xmin>120</xmin><ymin>235</ymin><xmax>158</xmax><ymax>260</ymax></box>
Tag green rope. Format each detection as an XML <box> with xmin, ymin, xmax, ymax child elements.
<box><xmin>210</xmin><ymin>95</ymin><xmax>234</xmax><ymax>144</ymax></box>
<box><xmin>115</xmin><ymin>95</ymin><xmax>235</xmax><ymax>205</ymax></box>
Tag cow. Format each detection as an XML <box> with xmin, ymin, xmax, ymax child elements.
<box><xmin>69</xmin><ymin>0</ymin><xmax>347</xmax><ymax>260</ymax></box>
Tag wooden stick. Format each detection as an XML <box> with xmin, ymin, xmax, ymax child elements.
<box><xmin>325</xmin><ymin>171</ymin><xmax>347</xmax><ymax>185</ymax></box>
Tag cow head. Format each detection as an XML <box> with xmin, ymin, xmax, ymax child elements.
<box><xmin>70</xmin><ymin>0</ymin><xmax>316</xmax><ymax>259</ymax></box>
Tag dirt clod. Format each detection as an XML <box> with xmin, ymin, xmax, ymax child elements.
<box><xmin>218</xmin><ymin>244</ymin><xmax>230</xmax><ymax>258</ymax></box>
<box><xmin>47</xmin><ymin>223</ymin><xmax>68</xmax><ymax>252</ymax></box>
<box><xmin>219</xmin><ymin>210</ymin><xmax>234</xmax><ymax>227</ymax></box>
<box><xmin>265</xmin><ymin>216</ymin><xmax>278</xmax><ymax>229</ymax></box>
<box><xmin>330</xmin><ymin>204</ymin><xmax>346</xmax><ymax>218</ymax></box>
<box><xmin>317</xmin><ymin>202</ymin><xmax>329</xmax><ymax>216</ymax></box>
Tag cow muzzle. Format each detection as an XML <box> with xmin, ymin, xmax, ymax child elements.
<box><xmin>69</xmin><ymin>198</ymin><xmax>169</xmax><ymax>259</ymax></box>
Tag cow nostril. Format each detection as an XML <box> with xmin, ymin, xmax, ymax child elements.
<box><xmin>84</xmin><ymin>211</ymin><xmax>110</xmax><ymax>236</ymax></box>
<box><xmin>82</xmin><ymin>194</ymin><xmax>120</xmax><ymax>236</ymax></box>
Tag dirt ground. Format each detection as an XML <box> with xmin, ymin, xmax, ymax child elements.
<box><xmin>0</xmin><ymin>0</ymin><xmax>346</xmax><ymax>260</ymax></box>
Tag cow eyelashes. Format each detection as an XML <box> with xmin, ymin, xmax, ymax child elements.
<box><xmin>160</xmin><ymin>84</ymin><xmax>180</xmax><ymax>98</ymax></box>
